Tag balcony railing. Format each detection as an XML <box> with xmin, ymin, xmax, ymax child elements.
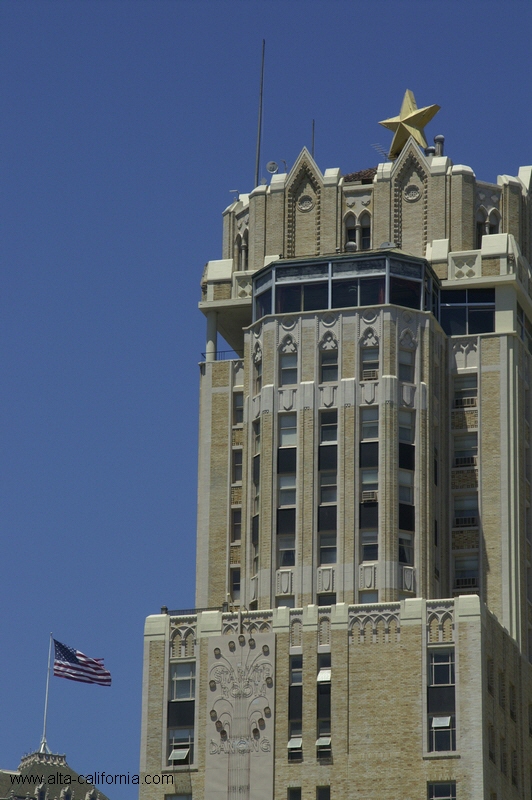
<box><xmin>201</xmin><ymin>350</ymin><xmax>244</xmax><ymax>361</ymax></box>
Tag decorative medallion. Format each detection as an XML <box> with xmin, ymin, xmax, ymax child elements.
<box><xmin>297</xmin><ymin>194</ymin><xmax>314</xmax><ymax>212</ymax></box>
<box><xmin>403</xmin><ymin>184</ymin><xmax>421</xmax><ymax>202</ymax></box>
<box><xmin>321</xmin><ymin>312</ymin><xmax>337</xmax><ymax>327</ymax></box>
<box><xmin>281</xmin><ymin>316</ymin><xmax>297</xmax><ymax>331</ymax></box>
<box><xmin>362</xmin><ymin>310</ymin><xmax>377</xmax><ymax>324</ymax></box>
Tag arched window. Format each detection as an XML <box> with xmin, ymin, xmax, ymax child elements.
<box><xmin>345</xmin><ymin>213</ymin><xmax>356</xmax><ymax>245</ymax></box>
<box><xmin>234</xmin><ymin>234</ymin><xmax>242</xmax><ymax>270</ymax></box>
<box><xmin>359</xmin><ymin>212</ymin><xmax>371</xmax><ymax>250</ymax></box>
<box><xmin>488</xmin><ymin>211</ymin><xmax>500</xmax><ymax>236</ymax></box>
<box><xmin>476</xmin><ymin>209</ymin><xmax>487</xmax><ymax>249</ymax></box>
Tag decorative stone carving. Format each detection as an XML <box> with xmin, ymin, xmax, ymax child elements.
<box><xmin>401</xmin><ymin>566</ymin><xmax>416</xmax><ymax>592</ymax></box>
<box><xmin>276</xmin><ymin>569</ymin><xmax>293</xmax><ymax>595</ymax></box>
<box><xmin>403</xmin><ymin>183</ymin><xmax>421</xmax><ymax>202</ymax></box>
<box><xmin>233</xmin><ymin>273</ymin><xmax>252</xmax><ymax>299</ymax></box>
<box><xmin>450</xmin><ymin>252</ymin><xmax>481</xmax><ymax>279</ymax></box>
<box><xmin>290</xmin><ymin>612</ymin><xmax>303</xmax><ymax>647</ymax></box>
<box><xmin>319</xmin><ymin>331</ymin><xmax>338</xmax><ymax>351</ymax></box>
<box><xmin>349</xmin><ymin>604</ymin><xmax>401</xmax><ymax>644</ymax></box>
<box><xmin>279</xmin><ymin>334</ymin><xmax>297</xmax><ymax>353</ymax></box>
<box><xmin>426</xmin><ymin>601</ymin><xmax>454</xmax><ymax>643</ymax></box>
<box><xmin>399</xmin><ymin>328</ymin><xmax>416</xmax><ymax>350</ymax></box>
<box><xmin>359</xmin><ymin>564</ymin><xmax>377</xmax><ymax>590</ymax></box>
<box><xmin>252</xmin><ymin>395</ymin><xmax>261</xmax><ymax>418</ymax></box>
<box><xmin>401</xmin><ymin>384</ymin><xmax>416</xmax><ymax>406</ymax></box>
<box><xmin>452</xmin><ymin>340</ymin><xmax>478</xmax><ymax>370</ymax></box>
<box><xmin>297</xmin><ymin>194</ymin><xmax>314</xmax><ymax>212</ymax></box>
<box><xmin>319</xmin><ymin>385</ymin><xmax>337</xmax><ymax>408</ymax></box>
<box><xmin>317</xmin><ymin>567</ymin><xmax>335</xmax><ymax>593</ymax></box>
<box><xmin>318</xmin><ymin>616</ymin><xmax>331</xmax><ymax>646</ymax></box>
<box><xmin>360</xmin><ymin>327</ymin><xmax>379</xmax><ymax>348</ymax></box>
<box><xmin>253</xmin><ymin>342</ymin><xmax>262</xmax><ymax>364</ymax></box>
<box><xmin>362</xmin><ymin>382</ymin><xmax>377</xmax><ymax>404</ymax></box>
<box><xmin>278</xmin><ymin>388</ymin><xmax>297</xmax><ymax>411</ymax></box>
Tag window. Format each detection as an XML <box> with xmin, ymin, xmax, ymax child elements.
<box><xmin>254</xmin><ymin>359</ymin><xmax>262</xmax><ymax>394</ymax></box>
<box><xmin>320</xmin><ymin>410</ymin><xmax>337</xmax><ymax>443</ymax></box>
<box><xmin>509</xmin><ymin>683</ymin><xmax>516</xmax><ymax>721</ymax></box>
<box><xmin>428</xmin><ymin>650</ymin><xmax>456</xmax><ymax>752</ymax></box>
<box><xmin>345</xmin><ymin>213</ymin><xmax>356</xmax><ymax>244</ymax></box>
<box><xmin>454</xmin><ymin>373</ymin><xmax>477</xmax><ymax>407</ymax></box>
<box><xmin>453</xmin><ymin>495</ymin><xmax>478</xmax><ymax>527</ymax></box>
<box><xmin>454</xmin><ymin>555</ymin><xmax>479</xmax><ymax>591</ymax></box>
<box><xmin>361</xmin><ymin>406</ymin><xmax>378</xmax><ymax>439</ymax></box>
<box><xmin>279</xmin><ymin>474</ymin><xmax>296</xmax><ymax>506</ymax></box>
<box><xmin>231</xmin><ymin>509</ymin><xmax>241</xmax><ymax>542</ymax></box>
<box><xmin>361</xmin><ymin>469</ymin><xmax>378</xmax><ymax>494</ymax></box>
<box><xmin>319</xmin><ymin>532</ymin><xmax>337</xmax><ymax>564</ymax></box>
<box><xmin>360</xmin><ymin>212</ymin><xmax>371</xmax><ymax>250</ymax></box>
<box><xmin>427</xmin><ymin>784</ymin><xmax>456</xmax><ymax>800</ymax></box>
<box><xmin>487</xmin><ymin>658</ymin><xmax>494</xmax><ymax>694</ymax></box>
<box><xmin>317</xmin><ymin>593</ymin><xmax>336</xmax><ymax>606</ymax></box>
<box><xmin>511</xmin><ymin>749</ymin><xmax>518</xmax><ymax>786</ymax></box>
<box><xmin>500</xmin><ymin>738</ymin><xmax>507</xmax><ymax>774</ymax></box>
<box><xmin>399</xmin><ymin>349</ymin><xmax>414</xmax><ymax>382</ymax></box>
<box><xmin>359</xmin><ymin>590</ymin><xmax>378</xmax><ymax>603</ymax></box>
<box><xmin>170</xmin><ymin>662</ymin><xmax>196</xmax><ymax>701</ymax></box>
<box><xmin>476</xmin><ymin>209</ymin><xmax>487</xmax><ymax>248</ymax></box>
<box><xmin>232</xmin><ymin>449</ymin><xmax>242</xmax><ymax>483</ymax></box>
<box><xmin>278</xmin><ymin>534</ymin><xmax>296</xmax><ymax>567</ymax></box>
<box><xmin>399</xmin><ymin>469</ymin><xmax>414</xmax><ymax>504</ymax></box>
<box><xmin>168</xmin><ymin>726</ymin><xmax>194</xmax><ymax>765</ymax></box>
<box><xmin>288</xmin><ymin>655</ymin><xmax>303</xmax><ymax>750</ymax></box>
<box><xmin>361</xmin><ymin>347</ymin><xmax>379</xmax><ymax>380</ymax></box>
<box><xmin>280</xmin><ymin>352</ymin><xmax>298</xmax><ymax>385</ymax></box>
<box><xmin>317</xmin><ymin>678</ymin><xmax>331</xmax><ymax>735</ymax></box>
<box><xmin>398</xmin><ymin>410</ymin><xmax>414</xmax><ymax>443</ymax></box>
<box><xmin>399</xmin><ymin>532</ymin><xmax>413</xmax><ymax>565</ymax></box>
<box><xmin>279</xmin><ymin>414</ymin><xmax>297</xmax><ymax>446</ymax></box>
<box><xmin>440</xmin><ymin>288</ymin><xmax>495</xmax><ymax>336</ymax></box>
<box><xmin>253</xmin><ymin>420</ymin><xmax>261</xmax><ymax>454</ymax></box>
<box><xmin>454</xmin><ymin>433</ymin><xmax>477</xmax><ymax>466</ymax></box>
<box><xmin>498</xmin><ymin>672</ymin><xmax>505</xmax><ymax>708</ymax></box>
<box><xmin>317</xmin><ymin>789</ymin><xmax>331</xmax><ymax>800</ymax></box>
<box><xmin>320</xmin><ymin>472</ymin><xmax>337</xmax><ymax>504</ymax></box>
<box><xmin>231</xmin><ymin>568</ymin><xmax>240</xmax><ymax>602</ymax></box>
<box><xmin>320</xmin><ymin>348</ymin><xmax>338</xmax><ymax>383</ymax></box>
<box><xmin>290</xmin><ymin>655</ymin><xmax>303</xmax><ymax>684</ymax></box>
<box><xmin>287</xmin><ymin>790</ymin><xmax>301</xmax><ymax>800</ymax></box>
<box><xmin>488</xmin><ymin>724</ymin><xmax>496</xmax><ymax>762</ymax></box>
<box><xmin>361</xmin><ymin>530</ymin><xmax>378</xmax><ymax>562</ymax></box>
<box><xmin>233</xmin><ymin>392</ymin><xmax>243</xmax><ymax>425</ymax></box>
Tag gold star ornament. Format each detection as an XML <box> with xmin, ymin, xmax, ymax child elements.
<box><xmin>379</xmin><ymin>89</ymin><xmax>440</xmax><ymax>160</ymax></box>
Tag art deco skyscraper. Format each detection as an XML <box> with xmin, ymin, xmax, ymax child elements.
<box><xmin>140</xmin><ymin>93</ymin><xmax>532</xmax><ymax>800</ymax></box>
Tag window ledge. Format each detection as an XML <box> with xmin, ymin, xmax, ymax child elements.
<box><xmin>423</xmin><ymin>752</ymin><xmax>461</xmax><ymax>760</ymax></box>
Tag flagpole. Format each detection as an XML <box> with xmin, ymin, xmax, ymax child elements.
<box><xmin>39</xmin><ymin>633</ymin><xmax>53</xmax><ymax>754</ymax></box>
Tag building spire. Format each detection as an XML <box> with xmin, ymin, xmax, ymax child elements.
<box><xmin>379</xmin><ymin>89</ymin><xmax>440</xmax><ymax>159</ymax></box>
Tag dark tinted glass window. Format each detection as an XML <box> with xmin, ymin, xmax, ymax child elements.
<box><xmin>390</xmin><ymin>278</ymin><xmax>422</xmax><ymax>309</ymax></box>
<box><xmin>440</xmin><ymin>307</ymin><xmax>467</xmax><ymax>336</ymax></box>
<box><xmin>360</xmin><ymin>277</ymin><xmax>385</xmax><ymax>305</ymax></box>
<box><xmin>303</xmin><ymin>282</ymin><xmax>328</xmax><ymax>311</ymax></box>
<box><xmin>276</xmin><ymin>285</ymin><xmax>301</xmax><ymax>314</ymax></box>
<box><xmin>168</xmin><ymin>700</ymin><xmax>194</xmax><ymax>727</ymax></box>
<box><xmin>440</xmin><ymin>289</ymin><xmax>466</xmax><ymax>304</ymax></box>
<box><xmin>469</xmin><ymin>288</ymin><xmax>495</xmax><ymax>303</ymax></box>
<box><xmin>359</xmin><ymin>502</ymin><xmax>378</xmax><ymax>527</ymax></box>
<box><xmin>255</xmin><ymin>289</ymin><xmax>271</xmax><ymax>318</ymax></box>
<box><xmin>332</xmin><ymin>279</ymin><xmax>358</xmax><ymax>308</ymax></box>
<box><xmin>277</xmin><ymin>508</ymin><xmax>296</xmax><ymax>534</ymax></box>
<box><xmin>468</xmin><ymin>308</ymin><xmax>494</xmax><ymax>333</ymax></box>
<box><xmin>399</xmin><ymin>503</ymin><xmax>415</xmax><ymax>531</ymax></box>
<box><xmin>399</xmin><ymin>443</ymin><xmax>415</xmax><ymax>470</ymax></box>
<box><xmin>278</xmin><ymin>447</ymin><xmax>297</xmax><ymax>474</ymax></box>
<box><xmin>360</xmin><ymin>441</ymin><xmax>379</xmax><ymax>467</ymax></box>
<box><xmin>319</xmin><ymin>445</ymin><xmax>337</xmax><ymax>471</ymax></box>
<box><xmin>318</xmin><ymin>505</ymin><xmax>337</xmax><ymax>532</ymax></box>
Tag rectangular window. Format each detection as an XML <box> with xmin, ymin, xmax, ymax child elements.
<box><xmin>232</xmin><ymin>450</ymin><xmax>242</xmax><ymax>483</ymax></box>
<box><xmin>231</xmin><ymin>509</ymin><xmax>241</xmax><ymax>542</ymax></box>
<box><xmin>509</xmin><ymin>683</ymin><xmax>516</xmax><ymax>720</ymax></box>
<box><xmin>320</xmin><ymin>410</ymin><xmax>337</xmax><ymax>443</ymax></box>
<box><xmin>454</xmin><ymin>433</ymin><xmax>478</xmax><ymax>466</ymax></box>
<box><xmin>319</xmin><ymin>471</ymin><xmax>337</xmax><ymax>504</ymax></box>
<box><xmin>360</xmin><ymin>440</ymin><xmax>379</xmax><ymax>467</ymax></box>
<box><xmin>361</xmin><ymin>529</ymin><xmax>378</xmax><ymax>562</ymax></box>
<box><xmin>399</xmin><ymin>469</ymin><xmax>414</xmax><ymax>504</ymax></box>
<box><xmin>280</xmin><ymin>352</ymin><xmax>298</xmax><ymax>386</ymax></box>
<box><xmin>428</xmin><ymin>715</ymin><xmax>456</xmax><ymax>752</ymax></box>
<box><xmin>233</xmin><ymin>392</ymin><xmax>243</xmax><ymax>425</ymax></box>
<box><xmin>170</xmin><ymin>662</ymin><xmax>196</xmax><ymax>701</ymax></box>
<box><xmin>231</xmin><ymin>568</ymin><xmax>240</xmax><ymax>602</ymax></box>
<box><xmin>317</xmin><ymin>683</ymin><xmax>331</xmax><ymax>734</ymax></box>
<box><xmin>290</xmin><ymin>655</ymin><xmax>303</xmax><ymax>684</ymax></box>
<box><xmin>440</xmin><ymin>288</ymin><xmax>495</xmax><ymax>335</ymax></box>
<box><xmin>427</xmin><ymin>784</ymin><xmax>456</xmax><ymax>800</ymax></box>
<box><xmin>398</xmin><ymin>409</ymin><xmax>414</xmax><ymax>443</ymax></box>
<box><xmin>279</xmin><ymin>474</ymin><xmax>296</xmax><ymax>506</ymax></box>
<box><xmin>320</xmin><ymin>349</ymin><xmax>338</xmax><ymax>383</ymax></box>
<box><xmin>278</xmin><ymin>534</ymin><xmax>296</xmax><ymax>567</ymax></box>
<box><xmin>361</xmin><ymin>406</ymin><xmax>378</xmax><ymax>439</ymax></box>
<box><xmin>454</xmin><ymin>555</ymin><xmax>479</xmax><ymax>591</ymax></box>
<box><xmin>399</xmin><ymin>532</ymin><xmax>413</xmax><ymax>565</ymax></box>
<box><xmin>511</xmin><ymin>749</ymin><xmax>518</xmax><ymax>786</ymax></box>
<box><xmin>253</xmin><ymin>420</ymin><xmax>261</xmax><ymax>454</ymax></box>
<box><xmin>287</xmin><ymin>790</ymin><xmax>301</xmax><ymax>800</ymax></box>
<box><xmin>316</xmin><ymin>789</ymin><xmax>330</xmax><ymax>800</ymax></box>
<box><xmin>500</xmin><ymin>738</ymin><xmax>507</xmax><ymax>774</ymax></box>
<box><xmin>498</xmin><ymin>672</ymin><xmax>505</xmax><ymax>708</ymax></box>
<box><xmin>168</xmin><ymin>727</ymin><xmax>194</xmax><ymax>765</ymax></box>
<box><xmin>254</xmin><ymin>359</ymin><xmax>262</xmax><ymax>394</ymax></box>
<box><xmin>488</xmin><ymin>724</ymin><xmax>496</xmax><ymax>762</ymax></box>
<box><xmin>429</xmin><ymin>650</ymin><xmax>455</xmax><ymax>685</ymax></box>
<box><xmin>361</xmin><ymin>468</ymin><xmax>378</xmax><ymax>494</ymax></box>
<box><xmin>399</xmin><ymin>349</ymin><xmax>414</xmax><ymax>382</ymax></box>
<box><xmin>453</xmin><ymin>495</ymin><xmax>478</xmax><ymax>527</ymax></box>
<box><xmin>487</xmin><ymin>658</ymin><xmax>494</xmax><ymax>694</ymax></box>
<box><xmin>454</xmin><ymin>373</ymin><xmax>477</xmax><ymax>407</ymax></box>
<box><xmin>361</xmin><ymin>347</ymin><xmax>379</xmax><ymax>380</ymax></box>
<box><xmin>319</xmin><ymin>532</ymin><xmax>337</xmax><ymax>565</ymax></box>
<box><xmin>279</xmin><ymin>413</ymin><xmax>297</xmax><ymax>446</ymax></box>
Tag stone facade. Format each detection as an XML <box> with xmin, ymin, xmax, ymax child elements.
<box><xmin>140</xmin><ymin>124</ymin><xmax>532</xmax><ymax>800</ymax></box>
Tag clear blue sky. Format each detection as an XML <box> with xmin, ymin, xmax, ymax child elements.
<box><xmin>1</xmin><ymin>0</ymin><xmax>530</xmax><ymax>794</ymax></box>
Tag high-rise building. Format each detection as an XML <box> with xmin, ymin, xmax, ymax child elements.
<box><xmin>140</xmin><ymin>92</ymin><xmax>532</xmax><ymax>800</ymax></box>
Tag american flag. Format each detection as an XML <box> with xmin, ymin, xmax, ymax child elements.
<box><xmin>53</xmin><ymin>639</ymin><xmax>112</xmax><ymax>686</ymax></box>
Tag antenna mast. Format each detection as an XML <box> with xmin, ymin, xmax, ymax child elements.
<box><xmin>254</xmin><ymin>40</ymin><xmax>265</xmax><ymax>188</ymax></box>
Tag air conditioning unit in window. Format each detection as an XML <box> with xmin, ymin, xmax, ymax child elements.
<box><xmin>453</xmin><ymin>516</ymin><xmax>478</xmax><ymax>527</ymax></box>
<box><xmin>454</xmin><ymin>396</ymin><xmax>477</xmax><ymax>408</ymax></box>
<box><xmin>362</xmin><ymin>369</ymin><xmax>378</xmax><ymax>381</ymax></box>
<box><xmin>362</xmin><ymin>490</ymin><xmax>378</xmax><ymax>502</ymax></box>
<box><xmin>454</xmin><ymin>456</ymin><xmax>477</xmax><ymax>467</ymax></box>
